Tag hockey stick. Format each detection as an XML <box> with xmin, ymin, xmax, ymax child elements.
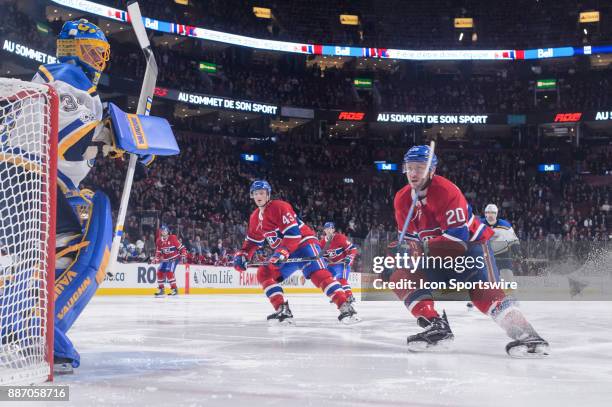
<box><xmin>247</xmin><ymin>256</ymin><xmax>322</xmax><ymax>267</ymax></box>
<box><xmin>107</xmin><ymin>1</ymin><xmax>158</xmax><ymax>276</ymax></box>
<box><xmin>397</xmin><ymin>140</ymin><xmax>436</xmax><ymax>247</ymax></box>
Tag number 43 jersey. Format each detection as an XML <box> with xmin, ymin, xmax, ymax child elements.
<box><xmin>394</xmin><ymin>175</ymin><xmax>493</xmax><ymax>256</ymax></box>
<box><xmin>241</xmin><ymin>200</ymin><xmax>318</xmax><ymax>256</ymax></box>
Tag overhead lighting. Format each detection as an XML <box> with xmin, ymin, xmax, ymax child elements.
<box><xmin>340</xmin><ymin>14</ymin><xmax>359</xmax><ymax>25</ymax></box>
<box><xmin>583</xmin><ymin>28</ymin><xmax>588</xmax><ymax>35</ymax></box>
<box><xmin>579</xmin><ymin>11</ymin><xmax>600</xmax><ymax>23</ymax></box>
<box><xmin>454</xmin><ymin>17</ymin><xmax>473</xmax><ymax>28</ymax></box>
<box><xmin>458</xmin><ymin>32</ymin><xmax>464</xmax><ymax>41</ymax></box>
<box><xmin>253</xmin><ymin>7</ymin><xmax>272</xmax><ymax>19</ymax></box>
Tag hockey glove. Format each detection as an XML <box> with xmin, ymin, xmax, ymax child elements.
<box><xmin>343</xmin><ymin>255</ymin><xmax>355</xmax><ymax>266</ymax></box>
<box><xmin>233</xmin><ymin>251</ymin><xmax>248</xmax><ymax>272</ymax></box>
<box><xmin>268</xmin><ymin>247</ymin><xmax>290</xmax><ymax>272</ymax></box>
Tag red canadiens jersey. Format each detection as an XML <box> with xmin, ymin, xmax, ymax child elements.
<box><xmin>394</xmin><ymin>175</ymin><xmax>493</xmax><ymax>256</ymax></box>
<box><xmin>319</xmin><ymin>233</ymin><xmax>358</xmax><ymax>263</ymax></box>
<box><xmin>241</xmin><ymin>200</ymin><xmax>317</xmax><ymax>257</ymax></box>
<box><xmin>155</xmin><ymin>234</ymin><xmax>187</xmax><ymax>261</ymax></box>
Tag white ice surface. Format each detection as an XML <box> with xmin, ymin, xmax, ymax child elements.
<box><xmin>46</xmin><ymin>295</ymin><xmax>612</xmax><ymax>407</ymax></box>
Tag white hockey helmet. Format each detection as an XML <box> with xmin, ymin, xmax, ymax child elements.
<box><xmin>484</xmin><ymin>203</ymin><xmax>498</xmax><ymax>214</ymax></box>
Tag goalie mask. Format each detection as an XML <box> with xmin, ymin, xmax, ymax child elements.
<box><xmin>57</xmin><ymin>19</ymin><xmax>110</xmax><ymax>86</ymax></box>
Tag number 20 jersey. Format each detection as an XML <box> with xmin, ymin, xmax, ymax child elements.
<box><xmin>394</xmin><ymin>175</ymin><xmax>493</xmax><ymax>255</ymax></box>
<box><xmin>241</xmin><ymin>200</ymin><xmax>318</xmax><ymax>256</ymax></box>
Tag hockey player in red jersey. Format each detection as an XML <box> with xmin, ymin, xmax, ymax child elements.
<box><xmin>391</xmin><ymin>145</ymin><xmax>549</xmax><ymax>357</ymax></box>
<box><xmin>233</xmin><ymin>180</ymin><xmax>360</xmax><ymax>324</ymax></box>
<box><xmin>319</xmin><ymin>222</ymin><xmax>358</xmax><ymax>303</ymax></box>
<box><xmin>152</xmin><ymin>225</ymin><xmax>187</xmax><ymax>296</ymax></box>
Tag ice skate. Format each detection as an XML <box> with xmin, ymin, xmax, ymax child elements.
<box><xmin>338</xmin><ymin>301</ymin><xmax>361</xmax><ymax>324</ymax></box>
<box><xmin>506</xmin><ymin>335</ymin><xmax>550</xmax><ymax>358</ymax></box>
<box><xmin>407</xmin><ymin>311</ymin><xmax>454</xmax><ymax>351</ymax></box>
<box><xmin>53</xmin><ymin>356</ymin><xmax>74</xmax><ymax>375</ymax></box>
<box><xmin>267</xmin><ymin>301</ymin><xmax>294</xmax><ymax>325</ymax></box>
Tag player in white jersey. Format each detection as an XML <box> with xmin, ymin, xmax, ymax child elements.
<box><xmin>466</xmin><ymin>203</ymin><xmax>521</xmax><ymax>310</ymax></box>
<box><xmin>30</xmin><ymin>19</ymin><xmax>150</xmax><ymax>372</ymax></box>
<box><xmin>32</xmin><ymin>19</ymin><xmax>112</xmax><ymax>242</ymax></box>
<box><xmin>480</xmin><ymin>203</ymin><xmax>520</xmax><ymax>273</ymax></box>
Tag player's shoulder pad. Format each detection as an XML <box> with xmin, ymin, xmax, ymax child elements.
<box><xmin>496</xmin><ymin>218</ymin><xmax>512</xmax><ymax>228</ymax></box>
<box><xmin>394</xmin><ymin>184</ymin><xmax>412</xmax><ymax>208</ymax></box>
<box><xmin>269</xmin><ymin>199</ymin><xmax>293</xmax><ymax>213</ymax></box>
<box><xmin>429</xmin><ymin>175</ymin><xmax>465</xmax><ymax>203</ymax></box>
<box><xmin>334</xmin><ymin>233</ymin><xmax>347</xmax><ymax>243</ymax></box>
<box><xmin>37</xmin><ymin>63</ymin><xmax>95</xmax><ymax>94</ymax></box>
<box><xmin>429</xmin><ymin>175</ymin><xmax>460</xmax><ymax>195</ymax></box>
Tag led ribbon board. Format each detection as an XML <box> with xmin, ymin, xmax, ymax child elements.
<box><xmin>49</xmin><ymin>0</ymin><xmax>612</xmax><ymax>61</ymax></box>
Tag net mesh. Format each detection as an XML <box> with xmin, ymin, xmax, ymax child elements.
<box><xmin>0</xmin><ymin>79</ymin><xmax>55</xmax><ymax>384</ymax></box>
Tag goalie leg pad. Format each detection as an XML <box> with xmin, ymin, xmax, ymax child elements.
<box><xmin>54</xmin><ymin>191</ymin><xmax>112</xmax><ymax>368</ymax></box>
<box><xmin>55</xmin><ymin>185</ymin><xmax>83</xmax><ymax>236</ymax></box>
<box><xmin>53</xmin><ymin>326</ymin><xmax>80</xmax><ymax>368</ymax></box>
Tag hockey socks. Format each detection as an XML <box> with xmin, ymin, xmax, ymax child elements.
<box><xmin>410</xmin><ymin>299</ymin><xmax>440</xmax><ymax>320</ymax></box>
<box><xmin>166</xmin><ymin>271</ymin><xmax>177</xmax><ymax>290</ymax></box>
<box><xmin>262</xmin><ymin>279</ymin><xmax>285</xmax><ymax>310</ymax></box>
<box><xmin>156</xmin><ymin>270</ymin><xmax>177</xmax><ymax>290</ymax></box>
<box><xmin>156</xmin><ymin>270</ymin><xmax>165</xmax><ymax>289</ymax></box>
<box><xmin>310</xmin><ymin>269</ymin><xmax>347</xmax><ymax>307</ymax></box>
<box><xmin>338</xmin><ymin>278</ymin><xmax>353</xmax><ymax>297</ymax></box>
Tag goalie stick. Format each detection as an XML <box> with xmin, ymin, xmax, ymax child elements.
<box><xmin>107</xmin><ymin>1</ymin><xmax>158</xmax><ymax>276</ymax></box>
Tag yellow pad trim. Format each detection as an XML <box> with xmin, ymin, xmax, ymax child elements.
<box><xmin>56</xmin><ymin>241</ymin><xmax>90</xmax><ymax>259</ymax></box>
<box><xmin>58</xmin><ymin>120</ymin><xmax>99</xmax><ymax>160</ymax></box>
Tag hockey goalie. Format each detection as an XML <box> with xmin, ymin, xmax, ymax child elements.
<box><xmin>26</xmin><ymin>19</ymin><xmax>177</xmax><ymax>373</ymax></box>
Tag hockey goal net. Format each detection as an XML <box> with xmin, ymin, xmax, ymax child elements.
<box><xmin>0</xmin><ymin>78</ymin><xmax>57</xmax><ymax>384</ymax></box>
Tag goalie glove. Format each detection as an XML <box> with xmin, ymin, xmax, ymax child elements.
<box><xmin>233</xmin><ymin>251</ymin><xmax>248</xmax><ymax>272</ymax></box>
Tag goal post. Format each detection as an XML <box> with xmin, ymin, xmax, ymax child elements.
<box><xmin>0</xmin><ymin>78</ymin><xmax>57</xmax><ymax>384</ymax></box>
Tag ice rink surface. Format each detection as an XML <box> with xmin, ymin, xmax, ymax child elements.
<box><xmin>48</xmin><ymin>294</ymin><xmax>611</xmax><ymax>407</ymax></box>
